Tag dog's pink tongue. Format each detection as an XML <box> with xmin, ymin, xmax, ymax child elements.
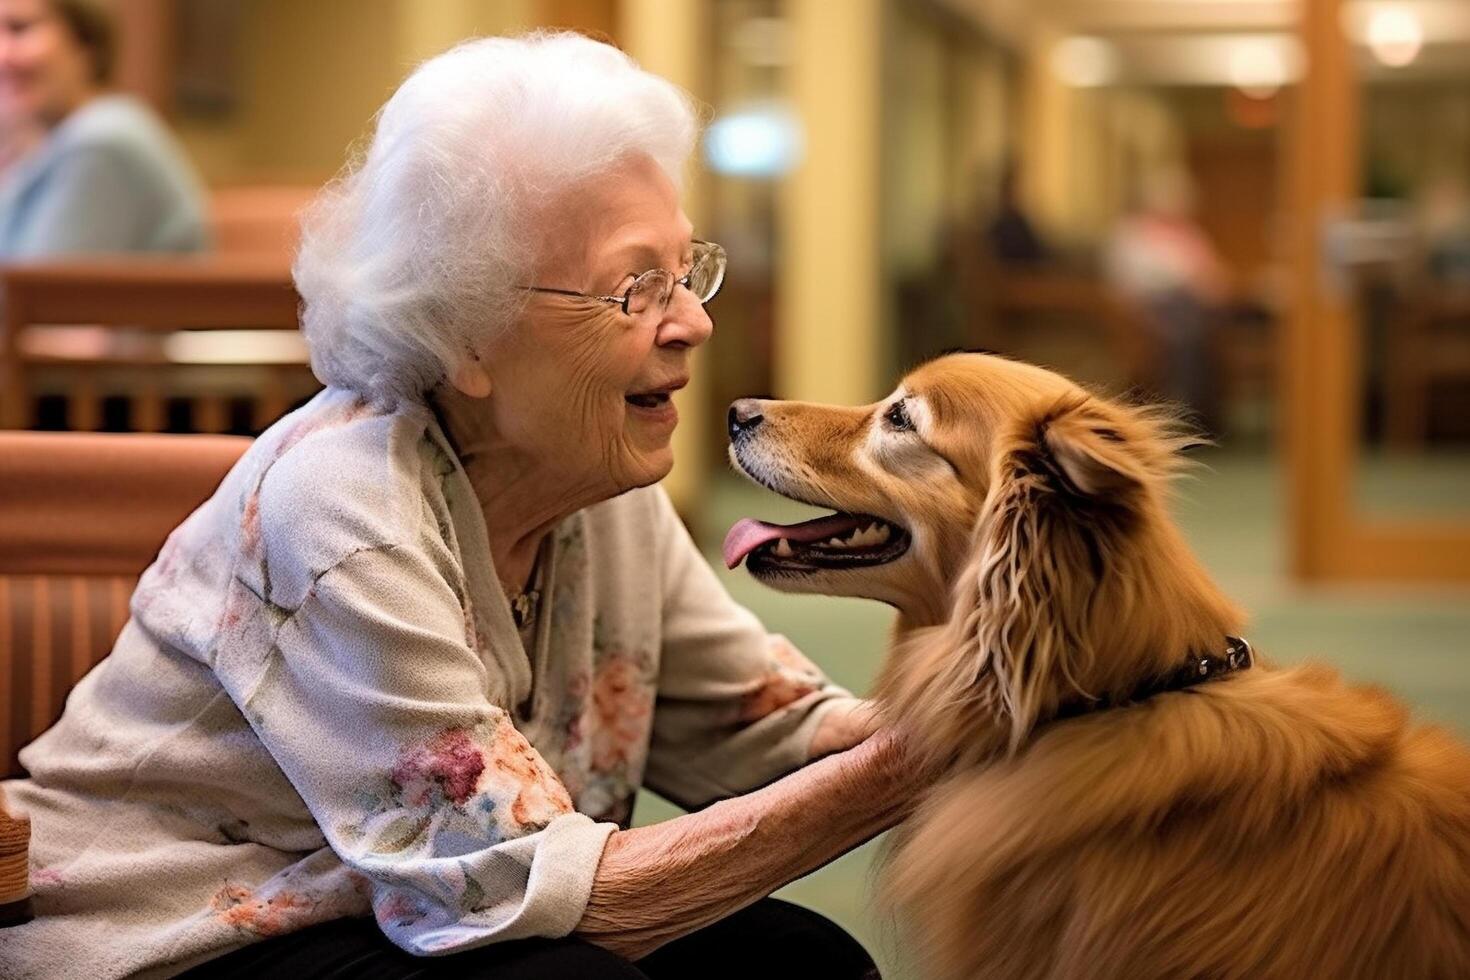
<box><xmin>722</xmin><ymin>514</ymin><xmax>862</xmax><ymax>569</ymax></box>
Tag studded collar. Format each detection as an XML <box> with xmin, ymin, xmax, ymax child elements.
<box><xmin>1054</xmin><ymin>636</ymin><xmax>1254</xmax><ymax>722</ymax></box>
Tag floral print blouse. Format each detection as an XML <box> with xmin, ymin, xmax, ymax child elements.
<box><xmin>0</xmin><ymin>388</ymin><xmax>855</xmax><ymax>979</ymax></box>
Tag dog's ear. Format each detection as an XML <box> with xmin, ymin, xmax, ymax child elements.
<box><xmin>1039</xmin><ymin>407</ymin><xmax>1147</xmax><ymax>500</ymax></box>
<box><xmin>948</xmin><ymin>399</ymin><xmax>1174</xmax><ymax>756</ymax></box>
<box><xmin>1036</xmin><ymin>396</ymin><xmax>1199</xmax><ymax>504</ymax></box>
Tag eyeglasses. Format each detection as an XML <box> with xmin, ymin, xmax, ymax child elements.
<box><xmin>520</xmin><ymin>240</ymin><xmax>726</xmax><ymax>318</ymax></box>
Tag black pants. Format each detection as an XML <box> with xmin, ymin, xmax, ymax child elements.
<box><xmin>178</xmin><ymin>898</ymin><xmax>879</xmax><ymax>979</ymax></box>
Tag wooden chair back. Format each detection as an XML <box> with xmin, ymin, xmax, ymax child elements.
<box><xmin>1385</xmin><ymin>286</ymin><xmax>1470</xmax><ymax>446</ymax></box>
<box><xmin>0</xmin><ymin>257</ymin><xmax>311</xmax><ymax>433</ymax></box>
<box><xmin>0</xmin><ymin>431</ymin><xmax>249</xmax><ymax>778</ymax></box>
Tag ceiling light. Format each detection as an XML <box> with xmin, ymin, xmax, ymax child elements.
<box><xmin>1050</xmin><ymin>37</ymin><xmax>1118</xmax><ymax>88</ymax></box>
<box><xmin>1229</xmin><ymin>40</ymin><xmax>1287</xmax><ymax>98</ymax></box>
<box><xmin>1366</xmin><ymin>6</ymin><xmax>1424</xmax><ymax>67</ymax></box>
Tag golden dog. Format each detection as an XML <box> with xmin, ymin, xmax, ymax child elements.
<box><xmin>724</xmin><ymin>352</ymin><xmax>1470</xmax><ymax>980</ymax></box>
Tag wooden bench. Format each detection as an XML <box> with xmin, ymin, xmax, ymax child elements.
<box><xmin>0</xmin><ymin>257</ymin><xmax>314</xmax><ymax>434</ymax></box>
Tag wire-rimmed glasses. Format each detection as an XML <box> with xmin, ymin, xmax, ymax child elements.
<box><xmin>520</xmin><ymin>239</ymin><xmax>726</xmax><ymax>318</ymax></box>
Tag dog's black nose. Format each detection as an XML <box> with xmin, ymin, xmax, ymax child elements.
<box><xmin>728</xmin><ymin>400</ymin><xmax>764</xmax><ymax>440</ymax></box>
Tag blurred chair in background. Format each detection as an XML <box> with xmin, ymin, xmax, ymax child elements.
<box><xmin>1385</xmin><ymin>285</ymin><xmax>1470</xmax><ymax>447</ymax></box>
<box><xmin>896</xmin><ymin>154</ymin><xmax>1155</xmax><ymax>392</ymax></box>
<box><xmin>982</xmin><ymin>264</ymin><xmax>1153</xmax><ymax>388</ymax></box>
<box><xmin>1383</xmin><ymin>176</ymin><xmax>1470</xmax><ymax>446</ymax></box>
<box><xmin>905</xmin><ymin>212</ymin><xmax>1152</xmax><ymax>393</ymax></box>
<box><xmin>0</xmin><ymin>0</ymin><xmax>208</xmax><ymax>258</ymax></box>
<box><xmin>0</xmin><ymin>429</ymin><xmax>248</xmax><ymax>779</ymax></box>
<box><xmin>0</xmin><ymin>257</ymin><xmax>315</xmax><ymax>434</ymax></box>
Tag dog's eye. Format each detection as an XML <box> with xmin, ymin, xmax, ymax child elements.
<box><xmin>883</xmin><ymin>400</ymin><xmax>914</xmax><ymax>432</ymax></box>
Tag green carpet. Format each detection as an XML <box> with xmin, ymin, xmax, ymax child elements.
<box><xmin>634</xmin><ymin>449</ymin><xmax>1470</xmax><ymax>977</ymax></box>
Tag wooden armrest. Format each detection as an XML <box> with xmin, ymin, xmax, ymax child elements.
<box><xmin>0</xmin><ymin>794</ymin><xmax>31</xmax><ymax>927</ymax></box>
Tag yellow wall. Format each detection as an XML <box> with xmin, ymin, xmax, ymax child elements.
<box><xmin>177</xmin><ymin>0</ymin><xmax>535</xmax><ymax>185</ymax></box>
<box><xmin>951</xmin><ymin>44</ymin><xmax>1013</xmax><ymax>222</ymax></box>
<box><xmin>778</xmin><ymin>0</ymin><xmax>885</xmax><ymax>405</ymax></box>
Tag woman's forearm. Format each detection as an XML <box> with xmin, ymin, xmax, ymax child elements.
<box><xmin>575</xmin><ymin>732</ymin><xmax>914</xmax><ymax>960</ymax></box>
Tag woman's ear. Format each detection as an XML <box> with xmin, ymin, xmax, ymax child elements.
<box><xmin>448</xmin><ymin>357</ymin><xmax>492</xmax><ymax>399</ymax></box>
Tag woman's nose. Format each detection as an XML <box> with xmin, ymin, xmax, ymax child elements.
<box><xmin>656</xmin><ymin>286</ymin><xmax>714</xmax><ymax>349</ymax></box>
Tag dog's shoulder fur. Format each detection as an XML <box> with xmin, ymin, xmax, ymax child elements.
<box><xmin>886</xmin><ymin>662</ymin><xmax>1470</xmax><ymax>979</ymax></box>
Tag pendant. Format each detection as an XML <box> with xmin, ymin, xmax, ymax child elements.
<box><xmin>510</xmin><ymin>588</ymin><xmax>540</xmax><ymax>630</ymax></box>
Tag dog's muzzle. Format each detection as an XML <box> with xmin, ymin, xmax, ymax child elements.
<box><xmin>728</xmin><ymin>399</ymin><xmax>764</xmax><ymax>441</ymax></box>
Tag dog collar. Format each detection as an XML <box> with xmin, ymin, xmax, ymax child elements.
<box><xmin>1055</xmin><ymin>635</ymin><xmax>1254</xmax><ymax>721</ymax></box>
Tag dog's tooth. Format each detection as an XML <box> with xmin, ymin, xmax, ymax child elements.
<box><xmin>827</xmin><ymin>537</ymin><xmax>845</xmax><ymax>547</ymax></box>
<box><xmin>774</xmin><ymin>538</ymin><xmax>793</xmax><ymax>557</ymax></box>
<box><xmin>875</xmin><ymin>524</ymin><xmax>890</xmax><ymax>542</ymax></box>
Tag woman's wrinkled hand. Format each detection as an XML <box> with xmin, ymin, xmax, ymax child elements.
<box><xmin>807</xmin><ymin>699</ymin><xmax>883</xmax><ymax>760</ymax></box>
<box><xmin>578</xmin><ymin>710</ymin><xmax>923</xmax><ymax>961</ymax></box>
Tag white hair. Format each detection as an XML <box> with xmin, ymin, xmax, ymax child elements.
<box><xmin>293</xmin><ymin>32</ymin><xmax>699</xmax><ymax>408</ymax></box>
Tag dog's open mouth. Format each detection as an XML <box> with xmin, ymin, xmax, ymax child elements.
<box><xmin>723</xmin><ymin>513</ymin><xmax>911</xmax><ymax>573</ymax></box>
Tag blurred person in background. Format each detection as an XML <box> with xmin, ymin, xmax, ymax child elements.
<box><xmin>0</xmin><ymin>32</ymin><xmax>906</xmax><ymax>980</ymax></box>
<box><xmin>0</xmin><ymin>92</ymin><xmax>37</xmax><ymax>171</ymax></box>
<box><xmin>985</xmin><ymin>157</ymin><xmax>1050</xmax><ymax>268</ymax></box>
<box><xmin>0</xmin><ymin>0</ymin><xmax>208</xmax><ymax>257</ymax></box>
<box><xmin>1419</xmin><ymin>172</ymin><xmax>1470</xmax><ymax>287</ymax></box>
<box><xmin>1105</xmin><ymin>168</ymin><xmax>1228</xmax><ymax>432</ymax></box>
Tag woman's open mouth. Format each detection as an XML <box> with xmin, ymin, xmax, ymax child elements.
<box><xmin>625</xmin><ymin>388</ymin><xmax>680</xmax><ymax>428</ymax></box>
<box><xmin>625</xmin><ymin>392</ymin><xmax>672</xmax><ymax>409</ymax></box>
<box><xmin>626</xmin><ymin>379</ymin><xmax>686</xmax><ymax>418</ymax></box>
<box><xmin>723</xmin><ymin>512</ymin><xmax>911</xmax><ymax>574</ymax></box>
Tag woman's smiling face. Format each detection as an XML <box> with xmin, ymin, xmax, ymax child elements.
<box><xmin>0</xmin><ymin>0</ymin><xmax>94</xmax><ymax>125</ymax></box>
<box><xmin>470</xmin><ymin>153</ymin><xmax>713</xmax><ymax>496</ymax></box>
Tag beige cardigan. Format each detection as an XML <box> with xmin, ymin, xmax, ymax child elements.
<box><xmin>0</xmin><ymin>388</ymin><xmax>854</xmax><ymax>979</ymax></box>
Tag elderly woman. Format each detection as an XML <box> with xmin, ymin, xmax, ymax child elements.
<box><xmin>0</xmin><ymin>0</ymin><xmax>208</xmax><ymax>256</ymax></box>
<box><xmin>0</xmin><ymin>33</ymin><xmax>915</xmax><ymax>979</ymax></box>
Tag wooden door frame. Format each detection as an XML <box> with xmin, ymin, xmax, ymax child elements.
<box><xmin>1286</xmin><ymin>0</ymin><xmax>1470</xmax><ymax>582</ymax></box>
